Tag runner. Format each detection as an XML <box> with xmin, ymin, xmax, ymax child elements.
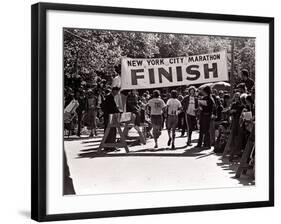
<box><xmin>147</xmin><ymin>90</ymin><xmax>166</xmax><ymax>148</ymax></box>
<box><xmin>166</xmin><ymin>90</ymin><xmax>182</xmax><ymax>150</ymax></box>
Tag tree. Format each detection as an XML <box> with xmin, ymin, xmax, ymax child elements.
<box><xmin>63</xmin><ymin>28</ymin><xmax>255</xmax><ymax>94</ymax></box>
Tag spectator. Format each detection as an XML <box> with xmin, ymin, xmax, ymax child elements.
<box><xmin>145</xmin><ymin>90</ymin><xmax>151</xmax><ymax>100</ymax></box>
<box><xmin>236</xmin><ymin>83</ymin><xmax>247</xmax><ymax>94</ymax></box>
<box><xmin>223</xmin><ymin>93</ymin><xmax>231</xmax><ymax>109</ymax></box>
<box><xmin>218</xmin><ymin>90</ymin><xmax>224</xmax><ymax>100</ymax></box>
<box><xmin>197</xmin><ymin>86</ymin><xmax>214</xmax><ymax>149</ymax></box>
<box><xmin>210</xmin><ymin>92</ymin><xmax>218</xmax><ymax>146</ymax></box>
<box><xmin>212</xmin><ymin>89</ymin><xmax>218</xmax><ymax>96</ymax></box>
<box><xmin>228</xmin><ymin>92</ymin><xmax>245</xmax><ymax>160</ymax></box>
<box><xmin>214</xmin><ymin>96</ymin><xmax>224</xmax><ymax>122</ymax></box>
<box><xmin>182</xmin><ymin>86</ymin><xmax>199</xmax><ymax>146</ymax></box>
<box><xmin>241</xmin><ymin>69</ymin><xmax>254</xmax><ymax>92</ymax></box>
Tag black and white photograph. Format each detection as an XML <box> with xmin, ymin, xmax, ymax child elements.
<box><xmin>30</xmin><ymin>2</ymin><xmax>274</xmax><ymax>221</ymax></box>
<box><xmin>63</xmin><ymin>28</ymin><xmax>256</xmax><ymax>196</ymax></box>
<box><xmin>0</xmin><ymin>0</ymin><xmax>278</xmax><ymax>223</ymax></box>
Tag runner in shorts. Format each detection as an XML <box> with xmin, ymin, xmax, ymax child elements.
<box><xmin>147</xmin><ymin>90</ymin><xmax>166</xmax><ymax>148</ymax></box>
<box><xmin>166</xmin><ymin>90</ymin><xmax>182</xmax><ymax>149</ymax></box>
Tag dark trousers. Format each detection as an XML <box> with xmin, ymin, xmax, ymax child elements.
<box><xmin>178</xmin><ymin>112</ymin><xmax>187</xmax><ymax>135</ymax></box>
<box><xmin>186</xmin><ymin>114</ymin><xmax>196</xmax><ymax>143</ymax></box>
<box><xmin>104</xmin><ymin>116</ymin><xmax>117</xmax><ymax>147</ymax></box>
<box><xmin>198</xmin><ymin>114</ymin><xmax>211</xmax><ymax>147</ymax></box>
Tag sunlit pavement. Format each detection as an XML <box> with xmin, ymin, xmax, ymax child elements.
<box><xmin>64</xmin><ymin>129</ymin><xmax>255</xmax><ymax>195</ymax></box>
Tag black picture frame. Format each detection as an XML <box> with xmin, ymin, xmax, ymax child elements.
<box><xmin>31</xmin><ymin>2</ymin><xmax>274</xmax><ymax>222</ymax></box>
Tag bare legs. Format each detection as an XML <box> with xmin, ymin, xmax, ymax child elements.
<box><xmin>167</xmin><ymin>128</ymin><xmax>176</xmax><ymax>149</ymax></box>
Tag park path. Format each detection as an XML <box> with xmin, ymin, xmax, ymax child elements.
<box><xmin>64</xmin><ymin>129</ymin><xmax>254</xmax><ymax>195</ymax></box>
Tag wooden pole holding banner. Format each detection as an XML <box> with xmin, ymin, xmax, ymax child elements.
<box><xmin>98</xmin><ymin>113</ymin><xmax>130</xmax><ymax>153</ymax></box>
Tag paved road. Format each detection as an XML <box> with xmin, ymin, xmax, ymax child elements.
<box><xmin>64</xmin><ymin>129</ymin><xmax>254</xmax><ymax>195</ymax></box>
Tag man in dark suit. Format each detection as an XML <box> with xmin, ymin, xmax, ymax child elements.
<box><xmin>102</xmin><ymin>87</ymin><xmax>120</xmax><ymax>151</ymax></box>
<box><xmin>197</xmin><ymin>86</ymin><xmax>214</xmax><ymax>149</ymax></box>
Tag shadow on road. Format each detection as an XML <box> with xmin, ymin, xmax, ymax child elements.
<box><xmin>196</xmin><ymin>152</ymin><xmax>216</xmax><ymax>159</ymax></box>
<box><xmin>216</xmin><ymin>159</ymin><xmax>255</xmax><ymax>186</ymax></box>
<box><xmin>64</xmin><ymin>136</ymin><xmax>93</xmax><ymax>141</ymax></box>
<box><xmin>75</xmin><ymin>146</ymin><xmax>255</xmax><ymax>187</ymax></box>
<box><xmin>64</xmin><ymin>134</ymin><xmax>103</xmax><ymax>142</ymax></box>
<box><xmin>76</xmin><ymin>146</ymin><xmax>208</xmax><ymax>159</ymax></box>
<box><xmin>81</xmin><ymin>139</ymin><xmax>103</xmax><ymax>144</ymax></box>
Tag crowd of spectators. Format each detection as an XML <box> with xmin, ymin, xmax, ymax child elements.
<box><xmin>64</xmin><ymin>69</ymin><xmax>255</xmax><ymax>161</ymax></box>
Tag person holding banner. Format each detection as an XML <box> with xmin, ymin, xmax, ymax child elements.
<box><xmin>147</xmin><ymin>90</ymin><xmax>166</xmax><ymax>148</ymax></box>
<box><xmin>241</xmin><ymin>69</ymin><xmax>254</xmax><ymax>92</ymax></box>
<box><xmin>101</xmin><ymin>87</ymin><xmax>120</xmax><ymax>152</ymax></box>
<box><xmin>182</xmin><ymin>86</ymin><xmax>199</xmax><ymax>146</ymax></box>
<box><xmin>166</xmin><ymin>90</ymin><xmax>182</xmax><ymax>150</ymax></box>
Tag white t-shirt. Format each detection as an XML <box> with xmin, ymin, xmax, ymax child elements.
<box><xmin>148</xmin><ymin>98</ymin><xmax>166</xmax><ymax>115</ymax></box>
<box><xmin>166</xmin><ymin>98</ymin><xmax>182</xmax><ymax>115</ymax></box>
<box><xmin>186</xmin><ymin>96</ymin><xmax>196</xmax><ymax>116</ymax></box>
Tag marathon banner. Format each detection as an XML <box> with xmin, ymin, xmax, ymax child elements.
<box><xmin>121</xmin><ymin>51</ymin><xmax>228</xmax><ymax>89</ymax></box>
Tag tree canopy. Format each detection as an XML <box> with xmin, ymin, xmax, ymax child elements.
<box><xmin>63</xmin><ymin>28</ymin><xmax>255</xmax><ymax>93</ymax></box>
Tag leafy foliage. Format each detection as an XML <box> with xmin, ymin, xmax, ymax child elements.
<box><xmin>63</xmin><ymin>28</ymin><xmax>255</xmax><ymax>93</ymax></box>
